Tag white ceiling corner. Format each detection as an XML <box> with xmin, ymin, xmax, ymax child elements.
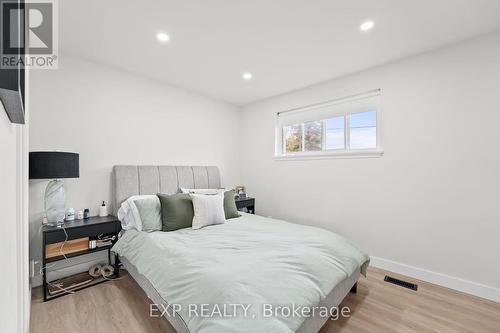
<box><xmin>60</xmin><ymin>0</ymin><xmax>500</xmax><ymax>105</ymax></box>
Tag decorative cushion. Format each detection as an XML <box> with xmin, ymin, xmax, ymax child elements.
<box><xmin>223</xmin><ymin>190</ymin><xmax>241</xmax><ymax>220</ymax></box>
<box><xmin>134</xmin><ymin>196</ymin><xmax>162</xmax><ymax>231</ymax></box>
<box><xmin>180</xmin><ymin>188</ymin><xmax>240</xmax><ymax>220</ymax></box>
<box><xmin>190</xmin><ymin>193</ymin><xmax>226</xmax><ymax>230</ymax></box>
<box><xmin>117</xmin><ymin>195</ymin><xmax>161</xmax><ymax>231</ymax></box>
<box><xmin>157</xmin><ymin>193</ymin><xmax>194</xmax><ymax>231</ymax></box>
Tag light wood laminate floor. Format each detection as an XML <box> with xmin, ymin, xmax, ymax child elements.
<box><xmin>31</xmin><ymin>267</ymin><xmax>500</xmax><ymax>333</ymax></box>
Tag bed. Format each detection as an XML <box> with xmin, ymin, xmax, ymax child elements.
<box><xmin>111</xmin><ymin>165</ymin><xmax>369</xmax><ymax>333</ymax></box>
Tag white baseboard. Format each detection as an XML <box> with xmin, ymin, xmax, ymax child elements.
<box><xmin>370</xmin><ymin>256</ymin><xmax>500</xmax><ymax>303</ymax></box>
<box><xmin>32</xmin><ymin>274</ymin><xmax>42</xmax><ymax>288</ymax></box>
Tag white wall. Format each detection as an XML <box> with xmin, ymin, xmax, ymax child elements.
<box><xmin>29</xmin><ymin>32</ymin><xmax>500</xmax><ymax>302</ymax></box>
<box><xmin>29</xmin><ymin>55</ymin><xmax>241</xmax><ymax>284</ymax></box>
<box><xmin>0</xmin><ymin>104</ymin><xmax>19</xmax><ymax>333</ymax></box>
<box><xmin>0</xmin><ymin>103</ymin><xmax>29</xmax><ymax>332</ymax></box>
<box><xmin>239</xmin><ymin>32</ymin><xmax>500</xmax><ymax>301</ymax></box>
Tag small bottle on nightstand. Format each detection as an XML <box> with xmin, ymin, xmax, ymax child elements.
<box><xmin>99</xmin><ymin>201</ymin><xmax>108</xmax><ymax>217</ymax></box>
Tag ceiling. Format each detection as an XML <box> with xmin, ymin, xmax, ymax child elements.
<box><xmin>60</xmin><ymin>0</ymin><xmax>500</xmax><ymax>105</ymax></box>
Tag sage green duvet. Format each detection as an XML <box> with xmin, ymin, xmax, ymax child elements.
<box><xmin>112</xmin><ymin>213</ymin><xmax>369</xmax><ymax>333</ymax></box>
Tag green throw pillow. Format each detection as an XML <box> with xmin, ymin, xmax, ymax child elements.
<box><xmin>134</xmin><ymin>197</ymin><xmax>162</xmax><ymax>231</ymax></box>
<box><xmin>224</xmin><ymin>190</ymin><xmax>241</xmax><ymax>219</ymax></box>
<box><xmin>157</xmin><ymin>193</ymin><xmax>194</xmax><ymax>231</ymax></box>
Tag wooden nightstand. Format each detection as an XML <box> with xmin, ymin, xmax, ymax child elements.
<box><xmin>41</xmin><ymin>215</ymin><xmax>121</xmax><ymax>302</ymax></box>
<box><xmin>235</xmin><ymin>197</ymin><xmax>255</xmax><ymax>214</ymax></box>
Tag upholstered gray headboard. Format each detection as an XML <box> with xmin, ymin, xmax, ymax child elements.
<box><xmin>112</xmin><ymin>165</ymin><xmax>221</xmax><ymax>214</ymax></box>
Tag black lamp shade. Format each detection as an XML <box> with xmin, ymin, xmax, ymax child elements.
<box><xmin>29</xmin><ymin>152</ymin><xmax>80</xmax><ymax>179</ymax></box>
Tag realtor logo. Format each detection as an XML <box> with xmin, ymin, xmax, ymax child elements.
<box><xmin>1</xmin><ymin>0</ymin><xmax>58</xmax><ymax>69</ymax></box>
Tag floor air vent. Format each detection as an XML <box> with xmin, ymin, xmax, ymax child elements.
<box><xmin>384</xmin><ymin>275</ymin><xmax>418</xmax><ymax>291</ymax></box>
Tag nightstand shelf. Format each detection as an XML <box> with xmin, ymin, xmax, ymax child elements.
<box><xmin>41</xmin><ymin>215</ymin><xmax>121</xmax><ymax>302</ymax></box>
<box><xmin>45</xmin><ymin>272</ymin><xmax>110</xmax><ymax>301</ymax></box>
<box><xmin>235</xmin><ymin>197</ymin><xmax>255</xmax><ymax>214</ymax></box>
<box><xmin>44</xmin><ymin>244</ymin><xmax>114</xmax><ymax>263</ymax></box>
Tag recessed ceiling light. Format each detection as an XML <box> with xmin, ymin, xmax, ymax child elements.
<box><xmin>360</xmin><ymin>21</ymin><xmax>374</xmax><ymax>32</ymax></box>
<box><xmin>157</xmin><ymin>32</ymin><xmax>170</xmax><ymax>43</ymax></box>
<box><xmin>242</xmin><ymin>72</ymin><xmax>253</xmax><ymax>80</ymax></box>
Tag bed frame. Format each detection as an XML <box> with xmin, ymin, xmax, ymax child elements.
<box><xmin>112</xmin><ymin>165</ymin><xmax>360</xmax><ymax>333</ymax></box>
<box><xmin>112</xmin><ymin>165</ymin><xmax>221</xmax><ymax>214</ymax></box>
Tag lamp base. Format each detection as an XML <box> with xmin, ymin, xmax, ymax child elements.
<box><xmin>45</xmin><ymin>179</ymin><xmax>66</xmax><ymax>224</ymax></box>
<box><xmin>46</xmin><ymin>221</ymin><xmax>65</xmax><ymax>228</ymax></box>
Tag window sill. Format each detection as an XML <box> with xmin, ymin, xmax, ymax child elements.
<box><xmin>273</xmin><ymin>149</ymin><xmax>384</xmax><ymax>161</ymax></box>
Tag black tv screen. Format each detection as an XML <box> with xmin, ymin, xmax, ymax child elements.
<box><xmin>0</xmin><ymin>0</ymin><xmax>25</xmax><ymax>124</ymax></box>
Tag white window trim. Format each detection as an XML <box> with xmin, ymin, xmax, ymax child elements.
<box><xmin>274</xmin><ymin>89</ymin><xmax>383</xmax><ymax>160</ymax></box>
<box><xmin>273</xmin><ymin>149</ymin><xmax>384</xmax><ymax>161</ymax></box>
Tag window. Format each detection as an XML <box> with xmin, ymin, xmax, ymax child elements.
<box><xmin>283</xmin><ymin>124</ymin><xmax>302</xmax><ymax>153</ymax></box>
<box><xmin>325</xmin><ymin>116</ymin><xmax>345</xmax><ymax>150</ymax></box>
<box><xmin>350</xmin><ymin>111</ymin><xmax>376</xmax><ymax>149</ymax></box>
<box><xmin>275</xmin><ymin>90</ymin><xmax>382</xmax><ymax>159</ymax></box>
<box><xmin>304</xmin><ymin>121</ymin><xmax>322</xmax><ymax>151</ymax></box>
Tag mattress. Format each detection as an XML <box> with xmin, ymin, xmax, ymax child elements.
<box><xmin>112</xmin><ymin>213</ymin><xmax>369</xmax><ymax>332</ymax></box>
<box><xmin>122</xmin><ymin>257</ymin><xmax>360</xmax><ymax>333</ymax></box>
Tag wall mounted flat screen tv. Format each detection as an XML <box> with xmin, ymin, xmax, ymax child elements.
<box><xmin>0</xmin><ymin>0</ymin><xmax>25</xmax><ymax>124</ymax></box>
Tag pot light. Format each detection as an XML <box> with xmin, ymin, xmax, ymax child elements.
<box><xmin>360</xmin><ymin>21</ymin><xmax>374</xmax><ymax>32</ymax></box>
<box><xmin>157</xmin><ymin>32</ymin><xmax>170</xmax><ymax>43</ymax></box>
<box><xmin>242</xmin><ymin>72</ymin><xmax>253</xmax><ymax>80</ymax></box>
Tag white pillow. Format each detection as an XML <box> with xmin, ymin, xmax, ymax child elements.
<box><xmin>180</xmin><ymin>188</ymin><xmax>225</xmax><ymax>195</ymax></box>
<box><xmin>190</xmin><ymin>193</ymin><xmax>226</xmax><ymax>230</ymax></box>
<box><xmin>117</xmin><ymin>195</ymin><xmax>161</xmax><ymax>231</ymax></box>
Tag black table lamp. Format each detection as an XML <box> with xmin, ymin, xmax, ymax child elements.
<box><xmin>29</xmin><ymin>152</ymin><xmax>79</xmax><ymax>225</ymax></box>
